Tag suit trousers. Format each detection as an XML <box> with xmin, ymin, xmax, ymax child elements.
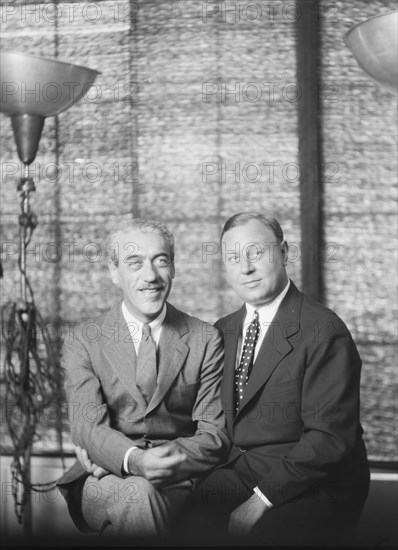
<box><xmin>80</xmin><ymin>474</ymin><xmax>193</xmax><ymax>539</ymax></box>
<box><xmin>177</xmin><ymin>458</ymin><xmax>368</xmax><ymax>546</ymax></box>
<box><xmin>175</xmin><ymin>464</ymin><xmax>253</xmax><ymax>543</ymax></box>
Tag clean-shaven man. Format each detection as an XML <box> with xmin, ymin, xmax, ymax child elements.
<box><xmin>181</xmin><ymin>212</ymin><xmax>369</xmax><ymax>545</ymax></box>
<box><xmin>57</xmin><ymin>218</ymin><xmax>229</xmax><ymax>539</ymax></box>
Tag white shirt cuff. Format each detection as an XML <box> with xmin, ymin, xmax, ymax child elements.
<box><xmin>253</xmin><ymin>486</ymin><xmax>273</xmax><ymax>509</ymax></box>
<box><xmin>123</xmin><ymin>446</ymin><xmax>138</xmax><ymax>474</ymax></box>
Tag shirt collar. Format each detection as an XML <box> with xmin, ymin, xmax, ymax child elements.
<box><xmin>121</xmin><ymin>302</ymin><xmax>167</xmax><ymax>330</ymax></box>
<box><xmin>245</xmin><ymin>279</ymin><xmax>291</xmax><ymax>321</ymax></box>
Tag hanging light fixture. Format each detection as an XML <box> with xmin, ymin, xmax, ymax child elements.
<box><xmin>345</xmin><ymin>10</ymin><xmax>398</xmax><ymax>94</ymax></box>
<box><xmin>0</xmin><ymin>50</ymin><xmax>100</xmax><ymax>534</ymax></box>
<box><xmin>1</xmin><ymin>50</ymin><xmax>100</xmax><ymax>301</ymax></box>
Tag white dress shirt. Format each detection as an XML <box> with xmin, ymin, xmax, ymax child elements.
<box><xmin>239</xmin><ymin>280</ymin><xmax>290</xmax><ymax>509</ymax></box>
<box><xmin>240</xmin><ymin>280</ymin><xmax>291</xmax><ymax>364</ymax></box>
<box><xmin>121</xmin><ymin>302</ymin><xmax>167</xmax><ymax>472</ymax></box>
<box><xmin>121</xmin><ymin>301</ymin><xmax>166</xmax><ymax>352</ymax></box>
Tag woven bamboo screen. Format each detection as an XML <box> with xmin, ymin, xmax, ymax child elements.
<box><xmin>0</xmin><ymin>0</ymin><xmax>396</xmax><ymax>461</ymax></box>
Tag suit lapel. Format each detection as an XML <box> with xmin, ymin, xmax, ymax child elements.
<box><xmin>235</xmin><ymin>283</ymin><xmax>302</xmax><ymax>419</ymax></box>
<box><xmin>145</xmin><ymin>303</ymin><xmax>189</xmax><ymax>416</ymax></box>
<box><xmin>102</xmin><ymin>303</ymin><xmax>147</xmax><ymax>410</ymax></box>
<box><xmin>219</xmin><ymin>306</ymin><xmax>245</xmax><ymax>428</ymax></box>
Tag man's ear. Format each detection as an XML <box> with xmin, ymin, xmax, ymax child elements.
<box><xmin>170</xmin><ymin>263</ymin><xmax>175</xmax><ymax>279</ymax></box>
<box><xmin>108</xmin><ymin>259</ymin><xmax>119</xmax><ymax>286</ymax></box>
<box><xmin>280</xmin><ymin>240</ymin><xmax>289</xmax><ymax>265</ymax></box>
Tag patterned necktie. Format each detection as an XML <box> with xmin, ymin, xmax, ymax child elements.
<box><xmin>235</xmin><ymin>310</ymin><xmax>260</xmax><ymax>412</ymax></box>
<box><xmin>136</xmin><ymin>323</ymin><xmax>157</xmax><ymax>403</ymax></box>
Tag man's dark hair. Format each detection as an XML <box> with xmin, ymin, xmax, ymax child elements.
<box><xmin>220</xmin><ymin>212</ymin><xmax>284</xmax><ymax>242</ymax></box>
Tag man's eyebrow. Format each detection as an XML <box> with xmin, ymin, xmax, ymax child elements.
<box><xmin>124</xmin><ymin>252</ymin><xmax>170</xmax><ymax>261</ymax></box>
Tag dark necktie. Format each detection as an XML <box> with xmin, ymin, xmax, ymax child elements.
<box><xmin>235</xmin><ymin>310</ymin><xmax>260</xmax><ymax>412</ymax></box>
<box><xmin>136</xmin><ymin>323</ymin><xmax>157</xmax><ymax>403</ymax></box>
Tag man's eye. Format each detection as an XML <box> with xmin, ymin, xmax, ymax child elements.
<box><xmin>127</xmin><ymin>260</ymin><xmax>142</xmax><ymax>269</ymax></box>
<box><xmin>247</xmin><ymin>250</ymin><xmax>260</xmax><ymax>261</ymax></box>
<box><xmin>155</xmin><ymin>257</ymin><xmax>169</xmax><ymax>267</ymax></box>
<box><xmin>227</xmin><ymin>256</ymin><xmax>239</xmax><ymax>264</ymax></box>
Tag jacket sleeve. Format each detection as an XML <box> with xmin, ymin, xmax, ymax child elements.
<box><xmin>61</xmin><ymin>327</ymin><xmax>135</xmax><ymax>476</ymax></box>
<box><xmin>256</xmin><ymin>323</ymin><xmax>365</xmax><ymax>508</ymax></box>
<box><xmin>167</xmin><ymin>326</ymin><xmax>231</xmax><ymax>481</ymax></box>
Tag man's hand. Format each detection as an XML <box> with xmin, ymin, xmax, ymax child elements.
<box><xmin>228</xmin><ymin>494</ymin><xmax>270</xmax><ymax>536</ymax></box>
<box><xmin>75</xmin><ymin>445</ymin><xmax>109</xmax><ymax>479</ymax></box>
<box><xmin>128</xmin><ymin>444</ymin><xmax>187</xmax><ymax>487</ymax></box>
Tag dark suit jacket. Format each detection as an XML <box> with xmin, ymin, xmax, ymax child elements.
<box><xmin>57</xmin><ymin>301</ymin><xmax>229</xmax><ymax>491</ymax></box>
<box><xmin>216</xmin><ymin>281</ymin><xmax>369</xmax><ymax>511</ymax></box>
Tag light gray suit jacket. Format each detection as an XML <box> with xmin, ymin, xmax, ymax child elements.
<box><xmin>57</xmin><ymin>301</ymin><xmax>229</xmax><ymax>489</ymax></box>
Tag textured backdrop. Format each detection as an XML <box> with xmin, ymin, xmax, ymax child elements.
<box><xmin>0</xmin><ymin>0</ymin><xmax>397</xmax><ymax>461</ymax></box>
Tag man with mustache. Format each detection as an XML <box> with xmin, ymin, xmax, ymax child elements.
<box><xmin>57</xmin><ymin>218</ymin><xmax>229</xmax><ymax>539</ymax></box>
<box><xmin>180</xmin><ymin>212</ymin><xmax>370</xmax><ymax>545</ymax></box>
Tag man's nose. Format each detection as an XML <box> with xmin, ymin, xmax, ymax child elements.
<box><xmin>240</xmin><ymin>257</ymin><xmax>254</xmax><ymax>274</ymax></box>
<box><xmin>142</xmin><ymin>261</ymin><xmax>158</xmax><ymax>281</ymax></box>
